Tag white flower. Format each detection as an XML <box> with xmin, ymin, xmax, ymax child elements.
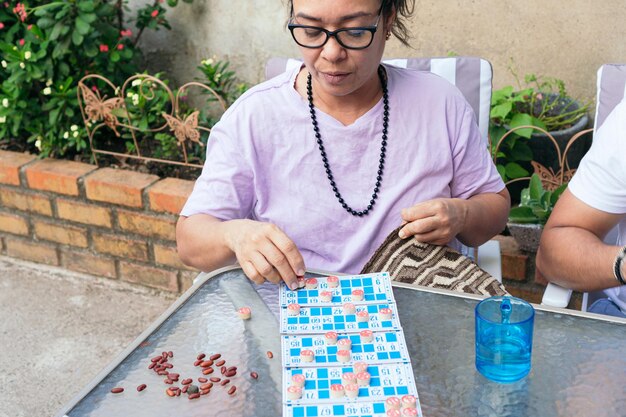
<box><xmin>1</xmin><ymin>60</ymin><xmax>7</xmax><ymax>68</ymax></box>
<box><xmin>132</xmin><ymin>79</ymin><xmax>142</xmax><ymax>87</ymax></box>
<box><xmin>2</xmin><ymin>98</ymin><xmax>8</xmax><ymax>108</ymax></box>
<box><xmin>19</xmin><ymin>62</ymin><xmax>25</xmax><ymax>69</ymax></box>
<box><xmin>43</xmin><ymin>87</ymin><xmax>52</xmax><ymax>95</ymax></box>
<box><xmin>70</xmin><ymin>124</ymin><xmax>78</xmax><ymax>131</ymax></box>
<box><xmin>24</xmin><ymin>51</ymin><xmax>31</xmax><ymax>60</ymax></box>
<box><xmin>46</xmin><ymin>79</ymin><xmax>53</xmax><ymax>87</ymax></box>
<box><xmin>0</xmin><ymin>116</ymin><xmax>6</xmax><ymax>123</ymax></box>
<box><xmin>35</xmin><ymin>139</ymin><xmax>42</xmax><ymax>150</ymax></box>
<box><xmin>63</xmin><ymin>131</ymin><xmax>69</xmax><ymax>139</ymax></box>
<box><xmin>72</xmin><ymin>131</ymin><xmax>79</xmax><ymax>138</ymax></box>
<box><xmin>126</xmin><ymin>91</ymin><xmax>133</xmax><ymax>98</ymax></box>
<box><xmin>131</xmin><ymin>93</ymin><xmax>139</xmax><ymax>106</ymax></box>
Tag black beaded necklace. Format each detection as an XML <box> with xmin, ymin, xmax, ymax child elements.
<box><xmin>306</xmin><ymin>65</ymin><xmax>389</xmax><ymax>217</ymax></box>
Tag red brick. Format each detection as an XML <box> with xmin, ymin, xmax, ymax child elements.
<box><xmin>120</xmin><ymin>262</ymin><xmax>178</xmax><ymax>292</ymax></box>
<box><xmin>117</xmin><ymin>210</ymin><xmax>176</xmax><ymax>240</ymax></box>
<box><xmin>33</xmin><ymin>220</ymin><xmax>88</xmax><ymax>248</ymax></box>
<box><xmin>56</xmin><ymin>198</ymin><xmax>113</xmax><ymax>227</ymax></box>
<box><xmin>0</xmin><ymin>188</ymin><xmax>52</xmax><ymax>216</ymax></box>
<box><xmin>534</xmin><ymin>268</ymin><xmax>549</xmax><ymax>286</ymax></box>
<box><xmin>93</xmin><ymin>233</ymin><xmax>148</xmax><ymax>261</ymax></box>
<box><xmin>147</xmin><ymin>178</ymin><xmax>194</xmax><ymax>214</ymax></box>
<box><xmin>501</xmin><ymin>252</ymin><xmax>528</xmax><ymax>282</ymax></box>
<box><xmin>5</xmin><ymin>237</ymin><xmax>58</xmax><ymax>265</ymax></box>
<box><xmin>59</xmin><ymin>248</ymin><xmax>117</xmax><ymax>278</ymax></box>
<box><xmin>153</xmin><ymin>243</ymin><xmax>191</xmax><ymax>269</ymax></box>
<box><xmin>0</xmin><ymin>212</ymin><xmax>29</xmax><ymax>235</ymax></box>
<box><xmin>84</xmin><ymin>168</ymin><xmax>159</xmax><ymax>207</ymax></box>
<box><xmin>0</xmin><ymin>150</ymin><xmax>36</xmax><ymax>185</ymax></box>
<box><xmin>25</xmin><ymin>159</ymin><xmax>96</xmax><ymax>195</ymax></box>
<box><xmin>179</xmin><ymin>270</ymin><xmax>199</xmax><ymax>292</ymax></box>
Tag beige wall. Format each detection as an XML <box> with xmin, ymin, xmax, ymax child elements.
<box><xmin>135</xmin><ymin>0</ymin><xmax>626</xmax><ymax>105</ymax></box>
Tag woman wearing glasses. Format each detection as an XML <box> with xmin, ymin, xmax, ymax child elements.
<box><xmin>177</xmin><ymin>0</ymin><xmax>510</xmax><ymax>289</ymax></box>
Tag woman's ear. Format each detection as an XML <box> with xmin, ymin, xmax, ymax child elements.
<box><xmin>384</xmin><ymin>6</ymin><xmax>397</xmax><ymax>38</ymax></box>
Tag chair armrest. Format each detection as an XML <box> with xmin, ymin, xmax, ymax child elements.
<box><xmin>541</xmin><ymin>282</ymin><xmax>573</xmax><ymax>308</ymax></box>
<box><xmin>476</xmin><ymin>240</ymin><xmax>502</xmax><ymax>283</ymax></box>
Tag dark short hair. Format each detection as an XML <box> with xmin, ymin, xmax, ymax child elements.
<box><xmin>286</xmin><ymin>0</ymin><xmax>415</xmax><ymax>48</ymax></box>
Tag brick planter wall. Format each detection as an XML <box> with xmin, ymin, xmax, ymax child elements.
<box><xmin>0</xmin><ymin>150</ymin><xmax>198</xmax><ymax>293</ymax></box>
<box><xmin>0</xmin><ymin>149</ymin><xmax>576</xmax><ymax>305</ymax></box>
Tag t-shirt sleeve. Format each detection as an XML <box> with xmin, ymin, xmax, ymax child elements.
<box><xmin>180</xmin><ymin>116</ymin><xmax>255</xmax><ymax>219</ymax></box>
<box><xmin>568</xmin><ymin>100</ymin><xmax>626</xmax><ymax>214</ymax></box>
<box><xmin>449</xmin><ymin>99</ymin><xmax>505</xmax><ymax>199</ymax></box>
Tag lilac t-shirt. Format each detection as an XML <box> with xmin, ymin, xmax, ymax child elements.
<box><xmin>181</xmin><ymin>64</ymin><xmax>505</xmax><ymax>274</ymax></box>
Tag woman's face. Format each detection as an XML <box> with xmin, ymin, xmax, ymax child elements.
<box><xmin>291</xmin><ymin>0</ymin><xmax>392</xmax><ymax>99</ymax></box>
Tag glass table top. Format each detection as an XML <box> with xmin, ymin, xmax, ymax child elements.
<box><xmin>57</xmin><ymin>267</ymin><xmax>626</xmax><ymax>417</ymax></box>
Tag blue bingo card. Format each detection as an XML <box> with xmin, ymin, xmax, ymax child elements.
<box><xmin>280</xmin><ymin>303</ymin><xmax>401</xmax><ymax>334</ymax></box>
<box><xmin>283</xmin><ymin>400</ymin><xmax>425</xmax><ymax>417</ymax></box>
<box><xmin>282</xmin><ymin>362</ymin><xmax>418</xmax><ymax>405</ymax></box>
<box><xmin>281</xmin><ymin>331</ymin><xmax>410</xmax><ymax>367</ymax></box>
<box><xmin>280</xmin><ymin>273</ymin><xmax>394</xmax><ymax>307</ymax></box>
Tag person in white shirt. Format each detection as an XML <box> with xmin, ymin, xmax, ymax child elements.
<box><xmin>537</xmin><ymin>97</ymin><xmax>626</xmax><ymax>318</ymax></box>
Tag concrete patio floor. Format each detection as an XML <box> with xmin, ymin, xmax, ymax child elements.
<box><xmin>0</xmin><ymin>255</ymin><xmax>177</xmax><ymax>417</ymax></box>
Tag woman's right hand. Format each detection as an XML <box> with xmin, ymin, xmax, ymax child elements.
<box><xmin>225</xmin><ymin>219</ymin><xmax>305</xmax><ymax>290</ymax></box>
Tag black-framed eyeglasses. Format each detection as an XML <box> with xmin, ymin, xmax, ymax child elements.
<box><xmin>288</xmin><ymin>5</ymin><xmax>383</xmax><ymax>50</ymax></box>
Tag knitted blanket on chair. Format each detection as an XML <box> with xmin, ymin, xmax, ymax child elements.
<box><xmin>360</xmin><ymin>227</ymin><xmax>508</xmax><ymax>297</ymax></box>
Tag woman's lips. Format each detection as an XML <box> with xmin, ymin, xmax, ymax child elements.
<box><xmin>321</xmin><ymin>72</ymin><xmax>350</xmax><ymax>85</ymax></box>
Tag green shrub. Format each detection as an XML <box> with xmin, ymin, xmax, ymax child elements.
<box><xmin>0</xmin><ymin>0</ymin><xmax>193</xmax><ymax>158</ymax></box>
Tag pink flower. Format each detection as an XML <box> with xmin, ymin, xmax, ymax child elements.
<box><xmin>13</xmin><ymin>3</ymin><xmax>27</xmax><ymax>22</ymax></box>
<box><xmin>120</xmin><ymin>29</ymin><xmax>132</xmax><ymax>37</ymax></box>
<box><xmin>91</xmin><ymin>85</ymin><xmax>99</xmax><ymax>93</ymax></box>
<box><xmin>27</xmin><ymin>24</ymin><xmax>32</xmax><ymax>30</ymax></box>
<box><xmin>18</xmin><ymin>38</ymin><xmax>25</xmax><ymax>46</ymax></box>
<box><xmin>0</xmin><ymin>22</ymin><xmax>4</xmax><ymax>30</ymax></box>
<box><xmin>99</xmin><ymin>44</ymin><xmax>109</xmax><ymax>52</ymax></box>
<box><xmin>117</xmin><ymin>44</ymin><xmax>124</xmax><ymax>50</ymax></box>
<box><xmin>536</xmin><ymin>93</ymin><xmax>544</xmax><ymax>100</ymax></box>
<box><xmin>151</xmin><ymin>9</ymin><xmax>159</xmax><ymax>18</ymax></box>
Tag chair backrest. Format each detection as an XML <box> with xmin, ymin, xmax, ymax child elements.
<box><xmin>265</xmin><ymin>56</ymin><xmax>493</xmax><ymax>146</ymax></box>
<box><xmin>594</xmin><ymin>63</ymin><xmax>626</xmax><ymax>130</ymax></box>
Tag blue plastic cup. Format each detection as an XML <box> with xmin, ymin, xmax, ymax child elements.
<box><xmin>475</xmin><ymin>296</ymin><xmax>535</xmax><ymax>383</ymax></box>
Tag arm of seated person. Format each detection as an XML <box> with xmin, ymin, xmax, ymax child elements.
<box><xmin>398</xmin><ymin>188</ymin><xmax>510</xmax><ymax>248</ymax></box>
<box><xmin>536</xmin><ymin>189</ymin><xmax>624</xmax><ymax>292</ymax></box>
<box><xmin>176</xmin><ymin>214</ymin><xmax>304</xmax><ymax>290</ymax></box>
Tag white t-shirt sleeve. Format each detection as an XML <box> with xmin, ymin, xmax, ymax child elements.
<box><xmin>568</xmin><ymin>99</ymin><xmax>626</xmax><ymax>215</ymax></box>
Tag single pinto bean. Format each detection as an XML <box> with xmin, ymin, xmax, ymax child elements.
<box><xmin>188</xmin><ymin>393</ymin><xmax>200</xmax><ymax>400</ymax></box>
<box><xmin>182</xmin><ymin>378</ymin><xmax>193</xmax><ymax>385</ymax></box>
<box><xmin>220</xmin><ymin>379</ymin><xmax>230</xmax><ymax>386</ymax></box>
<box><xmin>200</xmin><ymin>360</ymin><xmax>213</xmax><ymax>367</ymax></box>
<box><xmin>200</xmin><ymin>382</ymin><xmax>214</xmax><ymax>390</ymax></box>
<box><xmin>250</xmin><ymin>372</ymin><xmax>259</xmax><ymax>379</ymax></box>
<box><xmin>209</xmin><ymin>377</ymin><xmax>221</xmax><ymax>383</ymax></box>
<box><xmin>202</xmin><ymin>367</ymin><xmax>214</xmax><ymax>375</ymax></box>
<box><xmin>197</xmin><ymin>353</ymin><xmax>206</xmax><ymax>360</ymax></box>
<box><xmin>111</xmin><ymin>387</ymin><xmax>124</xmax><ymax>394</ymax></box>
<box><xmin>136</xmin><ymin>384</ymin><xmax>147</xmax><ymax>392</ymax></box>
<box><xmin>266</xmin><ymin>351</ymin><xmax>273</xmax><ymax>359</ymax></box>
<box><xmin>209</xmin><ymin>353</ymin><xmax>221</xmax><ymax>361</ymax></box>
<box><xmin>225</xmin><ymin>370</ymin><xmax>236</xmax><ymax>377</ymax></box>
<box><xmin>198</xmin><ymin>377</ymin><xmax>208</xmax><ymax>383</ymax></box>
<box><xmin>215</xmin><ymin>359</ymin><xmax>226</xmax><ymax>367</ymax></box>
<box><xmin>228</xmin><ymin>386</ymin><xmax>237</xmax><ymax>395</ymax></box>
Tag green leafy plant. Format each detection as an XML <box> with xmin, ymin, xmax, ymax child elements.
<box><xmin>197</xmin><ymin>57</ymin><xmax>249</xmax><ymax>106</ymax></box>
<box><xmin>490</xmin><ymin>66</ymin><xmax>590</xmax><ymax>183</ymax></box>
<box><xmin>508</xmin><ymin>174</ymin><xmax>567</xmax><ymax>225</ymax></box>
<box><xmin>0</xmin><ymin>0</ymin><xmax>192</xmax><ymax>158</ymax></box>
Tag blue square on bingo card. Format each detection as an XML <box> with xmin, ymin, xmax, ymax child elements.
<box><xmin>369</xmin><ymin>367</ymin><xmax>379</xmax><ymax>376</ymax></box>
<box><xmin>317</xmin><ymin>368</ymin><xmax>328</xmax><ymax>378</ymax></box>
<box><xmin>300</xmin><ymin>317</ymin><xmax>309</xmax><ymax>324</ymax></box>
<box><xmin>376</xmin><ymin>293</ymin><xmax>386</xmax><ymax>300</ymax></box>
<box><xmin>364</xmin><ymin>344</ymin><xmax>375</xmax><ymax>353</ymax></box>
<box><xmin>323</xmin><ymin>324</ymin><xmax>332</xmax><ymax>330</ymax></box>
<box><xmin>310</xmin><ymin>308</ymin><xmax>320</xmax><ymax>316</ymax></box>
<box><xmin>290</xmin><ymin>348</ymin><xmax>299</xmax><ymax>356</ymax></box>
<box><xmin>385</xmin><ymin>333</ymin><xmax>397</xmax><ymax>342</ymax></box>
<box><xmin>373</xmin><ymin>403</ymin><xmax>386</xmax><ymax>413</ymax></box>
<box><xmin>333</xmin><ymin>405</ymin><xmax>345</xmax><ymax>415</ymax></box>
<box><xmin>306</xmin><ymin>406</ymin><xmax>317</xmax><ymax>416</ymax></box>
<box><xmin>384</xmin><ymin>387</ymin><xmax>395</xmax><ymax>396</ymax></box>
<box><xmin>334</xmin><ymin>316</ymin><xmax>344</xmax><ymax>323</ymax></box>
<box><xmin>336</xmin><ymin>323</ymin><xmax>346</xmax><ymax>330</ymax></box>
<box><xmin>302</xmin><ymin>338</ymin><xmax>313</xmax><ymax>347</ymax></box>
<box><xmin>293</xmin><ymin>407</ymin><xmax>305</xmax><ymax>417</ymax></box>
<box><xmin>341</xmin><ymin>288</ymin><xmax>351</xmax><ymax>295</ymax></box>
<box><xmin>367</xmin><ymin>305</ymin><xmax>378</xmax><ymax>313</ymax></box>
<box><xmin>351</xmin><ymin>278</ymin><xmax>362</xmax><ymax>286</ymax></box>
<box><xmin>317</xmin><ymin>380</ymin><xmax>329</xmax><ymax>389</ymax></box>
<box><xmin>318</xmin><ymin>390</ymin><xmax>330</xmax><ymax>399</ymax></box>
<box><xmin>390</xmin><ymin>351</ymin><xmax>401</xmax><ymax>360</ymax></box>
<box><xmin>346</xmin><ymin>315</ymin><xmax>356</xmax><ymax>323</ymax></box>
<box><xmin>397</xmin><ymin>386</ymin><xmax>409</xmax><ymax>395</ymax></box>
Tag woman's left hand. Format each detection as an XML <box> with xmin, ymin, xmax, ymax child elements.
<box><xmin>398</xmin><ymin>198</ymin><xmax>468</xmax><ymax>245</ymax></box>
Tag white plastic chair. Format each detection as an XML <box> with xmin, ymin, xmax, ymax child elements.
<box><xmin>266</xmin><ymin>57</ymin><xmax>503</xmax><ymax>282</ymax></box>
<box><xmin>541</xmin><ymin>63</ymin><xmax>626</xmax><ymax>309</ymax></box>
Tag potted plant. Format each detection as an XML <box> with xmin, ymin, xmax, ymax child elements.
<box><xmin>507</xmin><ymin>173</ymin><xmax>567</xmax><ymax>252</ymax></box>
<box><xmin>490</xmin><ymin>70</ymin><xmax>590</xmax><ymax>201</ymax></box>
